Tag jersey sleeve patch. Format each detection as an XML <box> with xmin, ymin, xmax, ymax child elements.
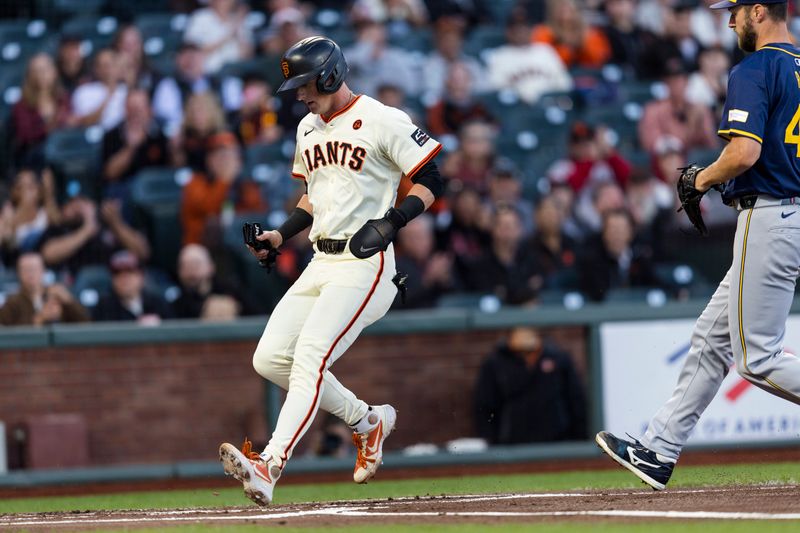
<box><xmin>728</xmin><ymin>109</ymin><xmax>749</xmax><ymax>123</ymax></box>
<box><xmin>410</xmin><ymin>128</ymin><xmax>431</xmax><ymax>147</ymax></box>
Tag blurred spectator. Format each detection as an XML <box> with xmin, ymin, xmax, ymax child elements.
<box><xmin>531</xmin><ymin>0</ymin><xmax>611</xmax><ymax>69</ymax></box>
<box><xmin>484</xmin><ymin>159</ymin><xmax>533</xmax><ymax>235</ymax></box>
<box><xmin>180</xmin><ymin>132</ymin><xmax>265</xmax><ymax>245</ymax></box>
<box><xmin>173</xmin><ymin>92</ymin><xmax>228</xmax><ymax>171</ymax></box>
<box><xmin>345</xmin><ymin>19</ymin><xmax>420</xmax><ymax>98</ymax></box>
<box><xmin>422</xmin><ymin>23</ymin><xmax>487</xmax><ymax>100</ymax></box>
<box><xmin>547</xmin><ymin>121</ymin><xmax>631</xmax><ymax>194</ymax></box>
<box><xmin>71</xmin><ymin>48</ymin><xmax>128</xmax><ymax>131</ymax></box>
<box><xmin>686</xmin><ymin>45</ymin><xmax>729</xmax><ymax>116</ymax></box>
<box><xmin>112</xmin><ymin>23</ymin><xmax>157</xmax><ymax>93</ymax></box>
<box><xmin>0</xmin><ymin>252</ymin><xmax>89</xmax><ymax>326</ymax></box>
<box><xmin>485</xmin><ymin>15</ymin><xmax>572</xmax><ymax>105</ymax></box>
<box><xmin>635</xmin><ymin>0</ymin><xmax>673</xmax><ymax>37</ymax></box>
<box><xmin>0</xmin><ymin>169</ymin><xmax>61</xmax><ymax>266</ymax></box>
<box><xmin>152</xmin><ymin>43</ymin><xmax>217</xmax><ymax>137</ymax></box>
<box><xmin>426</xmin><ymin>61</ymin><xmax>495</xmax><ymax>137</ymax></box>
<box><xmin>528</xmin><ymin>193</ymin><xmax>579</xmax><ymax>289</ymax></box>
<box><xmin>230</xmin><ymin>74</ymin><xmax>282</xmax><ymax>146</ymax></box>
<box><xmin>601</xmin><ymin>0</ymin><xmax>652</xmax><ymax>76</ymax></box>
<box><xmin>441</xmin><ymin>120</ymin><xmax>498</xmax><ymax>192</ymax></box>
<box><xmin>183</xmin><ymin>0</ymin><xmax>254</xmax><ymax>74</ymax></box>
<box><xmin>690</xmin><ymin>0</ymin><xmax>738</xmax><ymax>52</ymax></box>
<box><xmin>258</xmin><ymin>6</ymin><xmax>311</xmax><ymax>62</ymax></box>
<box><xmin>393</xmin><ymin>214</ymin><xmax>457</xmax><ymax>308</ymax></box>
<box><xmin>463</xmin><ymin>205</ymin><xmax>540</xmax><ymax>305</ymax></box>
<box><xmin>375</xmin><ymin>81</ymin><xmax>419</xmax><ymax>123</ymax></box>
<box><xmin>638</xmin><ymin>0</ymin><xmax>702</xmax><ymax>79</ymax></box>
<box><xmin>55</xmin><ymin>34</ymin><xmax>89</xmax><ymax>96</ymax></box>
<box><xmin>11</xmin><ymin>53</ymin><xmax>74</xmax><ymax>169</ymax></box>
<box><xmin>578</xmin><ymin>209</ymin><xmax>659</xmax><ymax>302</ymax></box>
<box><xmin>102</xmin><ymin>89</ymin><xmax>170</xmax><ymax>203</ymax></box>
<box><xmin>351</xmin><ymin>0</ymin><xmax>429</xmax><ymax>28</ymax></box>
<box><xmin>638</xmin><ymin>59</ymin><xmax>719</xmax><ymax>155</ymax></box>
<box><xmin>172</xmin><ymin>243</ymin><xmax>256</xmax><ymax>319</ymax></box>
<box><xmin>38</xmin><ymin>197</ymin><xmax>150</xmax><ymax>279</ymax></box>
<box><xmin>474</xmin><ymin>326</ymin><xmax>587</xmax><ymax>444</ymax></box>
<box><xmin>573</xmin><ymin>180</ymin><xmax>627</xmax><ymax>238</ymax></box>
<box><xmin>437</xmin><ymin>185</ymin><xmax>490</xmax><ymax>271</ymax></box>
<box><xmin>92</xmin><ymin>250</ymin><xmax>172</xmax><ymax>324</ymax></box>
<box><xmin>626</xmin><ymin>166</ymin><xmax>674</xmax><ymax>231</ymax></box>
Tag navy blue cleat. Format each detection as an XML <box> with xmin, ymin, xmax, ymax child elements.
<box><xmin>595</xmin><ymin>431</ymin><xmax>676</xmax><ymax>490</ymax></box>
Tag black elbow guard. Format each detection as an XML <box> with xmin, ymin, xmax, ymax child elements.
<box><xmin>411</xmin><ymin>160</ymin><xmax>446</xmax><ymax>198</ymax></box>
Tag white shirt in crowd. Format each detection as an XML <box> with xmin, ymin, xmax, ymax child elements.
<box><xmin>183</xmin><ymin>7</ymin><xmax>253</xmax><ymax>74</ymax></box>
<box><xmin>71</xmin><ymin>82</ymin><xmax>128</xmax><ymax>131</ymax></box>
<box><xmin>484</xmin><ymin>43</ymin><xmax>573</xmax><ymax>105</ymax></box>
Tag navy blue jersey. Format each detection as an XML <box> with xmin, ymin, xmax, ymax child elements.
<box><xmin>719</xmin><ymin>42</ymin><xmax>800</xmax><ymax>202</ymax></box>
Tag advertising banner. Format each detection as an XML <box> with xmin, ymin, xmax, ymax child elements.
<box><xmin>600</xmin><ymin>319</ymin><xmax>800</xmax><ymax>444</ymax></box>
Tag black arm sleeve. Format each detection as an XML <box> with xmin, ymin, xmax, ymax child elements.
<box><xmin>410</xmin><ymin>159</ymin><xmax>446</xmax><ymax>198</ymax></box>
<box><xmin>277</xmin><ymin>207</ymin><xmax>313</xmax><ymax>243</ymax></box>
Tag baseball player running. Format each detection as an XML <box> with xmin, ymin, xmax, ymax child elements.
<box><xmin>219</xmin><ymin>36</ymin><xmax>444</xmax><ymax>505</ymax></box>
<box><xmin>597</xmin><ymin>0</ymin><xmax>800</xmax><ymax>490</ymax></box>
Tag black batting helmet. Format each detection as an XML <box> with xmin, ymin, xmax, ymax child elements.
<box><xmin>277</xmin><ymin>36</ymin><xmax>348</xmax><ymax>94</ymax></box>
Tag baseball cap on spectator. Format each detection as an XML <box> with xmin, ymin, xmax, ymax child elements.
<box><xmin>109</xmin><ymin>250</ymin><xmax>141</xmax><ymax>274</ymax></box>
<box><xmin>654</xmin><ymin>135</ymin><xmax>685</xmax><ymax>156</ymax></box>
<box><xmin>569</xmin><ymin>121</ymin><xmax>596</xmax><ymax>144</ymax></box>
<box><xmin>206</xmin><ymin>131</ymin><xmax>239</xmax><ymax>151</ymax></box>
<box><xmin>490</xmin><ymin>157</ymin><xmax>522</xmax><ymax>180</ymax></box>
<box><xmin>710</xmin><ymin>0</ymin><xmax>785</xmax><ymax>9</ymax></box>
<box><xmin>177</xmin><ymin>41</ymin><xmax>201</xmax><ymax>53</ymax></box>
<box><xmin>662</xmin><ymin>58</ymin><xmax>687</xmax><ymax>78</ymax></box>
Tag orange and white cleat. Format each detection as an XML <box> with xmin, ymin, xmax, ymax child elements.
<box><xmin>219</xmin><ymin>438</ymin><xmax>281</xmax><ymax>506</ymax></box>
<box><xmin>352</xmin><ymin>404</ymin><xmax>397</xmax><ymax>484</ymax></box>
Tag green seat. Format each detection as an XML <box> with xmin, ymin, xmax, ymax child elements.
<box><xmin>44</xmin><ymin>126</ymin><xmax>104</xmax><ymax>201</ymax></box>
<box><xmin>130</xmin><ymin>167</ymin><xmax>188</xmax><ymax>273</ymax></box>
<box><xmin>463</xmin><ymin>25</ymin><xmax>506</xmax><ymax>59</ymax></box>
<box><xmin>245</xmin><ymin>142</ymin><xmax>285</xmax><ymax>169</ymax></box>
<box><xmin>583</xmin><ymin>102</ymin><xmax>643</xmax><ymax>152</ymax></box>
<box><xmin>71</xmin><ymin>265</ymin><xmax>112</xmax><ymax>307</ymax></box>
<box><xmin>60</xmin><ymin>15</ymin><xmax>118</xmax><ymax>53</ymax></box>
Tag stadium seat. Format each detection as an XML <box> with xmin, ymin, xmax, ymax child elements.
<box><xmin>687</xmin><ymin>147</ymin><xmax>720</xmax><ymax>167</ymax></box>
<box><xmin>582</xmin><ymin>101</ymin><xmax>643</xmax><ymax>152</ymax></box>
<box><xmin>130</xmin><ymin>167</ymin><xmax>189</xmax><ymax>273</ymax></box>
<box><xmin>44</xmin><ymin>126</ymin><xmax>104</xmax><ymax>201</ymax></box>
<box><xmin>387</xmin><ymin>27</ymin><xmax>432</xmax><ymax>53</ymax></box>
<box><xmin>136</xmin><ymin>13</ymin><xmax>186</xmax><ymax>61</ymax></box>
<box><xmin>463</xmin><ymin>25</ymin><xmax>506</xmax><ymax>59</ymax></box>
<box><xmin>605</xmin><ymin>287</ymin><xmax>669</xmax><ymax>306</ymax></box>
<box><xmin>61</xmin><ymin>15</ymin><xmax>118</xmax><ymax>55</ymax></box>
<box><xmin>71</xmin><ymin>265</ymin><xmax>112</xmax><ymax>307</ymax></box>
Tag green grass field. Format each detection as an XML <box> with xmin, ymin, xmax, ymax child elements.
<box><xmin>3</xmin><ymin>462</ymin><xmax>800</xmax><ymax>532</ymax></box>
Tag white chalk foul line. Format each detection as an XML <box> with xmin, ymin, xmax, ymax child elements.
<box><xmin>6</xmin><ymin>507</ymin><xmax>800</xmax><ymax>526</ymax></box>
<box><xmin>3</xmin><ymin>486</ymin><xmax>799</xmax><ymax>527</ymax></box>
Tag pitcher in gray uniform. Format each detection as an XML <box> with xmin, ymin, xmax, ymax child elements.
<box><xmin>596</xmin><ymin>0</ymin><xmax>800</xmax><ymax>490</ymax></box>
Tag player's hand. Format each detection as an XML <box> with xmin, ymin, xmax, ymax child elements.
<box><xmin>349</xmin><ymin>208</ymin><xmax>407</xmax><ymax>259</ymax></box>
<box><xmin>247</xmin><ymin>230</ymin><xmax>282</xmax><ymax>260</ymax></box>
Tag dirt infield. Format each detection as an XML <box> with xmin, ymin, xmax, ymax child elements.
<box><xmin>2</xmin><ymin>485</ymin><xmax>799</xmax><ymax>530</ymax></box>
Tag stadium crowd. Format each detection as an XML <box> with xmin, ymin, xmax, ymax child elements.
<box><xmin>1</xmin><ymin>0</ymin><xmax>795</xmax><ymax>325</ymax></box>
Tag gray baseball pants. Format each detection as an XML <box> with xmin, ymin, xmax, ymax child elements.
<box><xmin>642</xmin><ymin>197</ymin><xmax>800</xmax><ymax>460</ymax></box>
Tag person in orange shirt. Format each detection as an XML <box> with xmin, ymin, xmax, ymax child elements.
<box><xmin>531</xmin><ymin>0</ymin><xmax>611</xmax><ymax>69</ymax></box>
<box><xmin>180</xmin><ymin>131</ymin><xmax>265</xmax><ymax>245</ymax></box>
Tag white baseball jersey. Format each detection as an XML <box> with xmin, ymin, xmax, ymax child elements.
<box><xmin>291</xmin><ymin>94</ymin><xmax>441</xmax><ymax>242</ymax></box>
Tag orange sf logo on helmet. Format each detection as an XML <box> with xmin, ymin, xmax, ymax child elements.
<box><xmin>281</xmin><ymin>60</ymin><xmax>290</xmax><ymax>78</ymax></box>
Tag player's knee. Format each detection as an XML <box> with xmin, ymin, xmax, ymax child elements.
<box><xmin>252</xmin><ymin>336</ymin><xmax>292</xmax><ymax>380</ymax></box>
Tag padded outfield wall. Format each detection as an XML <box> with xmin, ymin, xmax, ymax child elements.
<box><xmin>1</xmin><ymin>301</ymin><xmax>799</xmax><ymax>477</ymax></box>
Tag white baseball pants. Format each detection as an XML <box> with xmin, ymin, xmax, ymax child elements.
<box><xmin>252</xmin><ymin>245</ymin><xmax>397</xmax><ymax>466</ymax></box>
<box><xmin>642</xmin><ymin>199</ymin><xmax>800</xmax><ymax>460</ymax></box>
